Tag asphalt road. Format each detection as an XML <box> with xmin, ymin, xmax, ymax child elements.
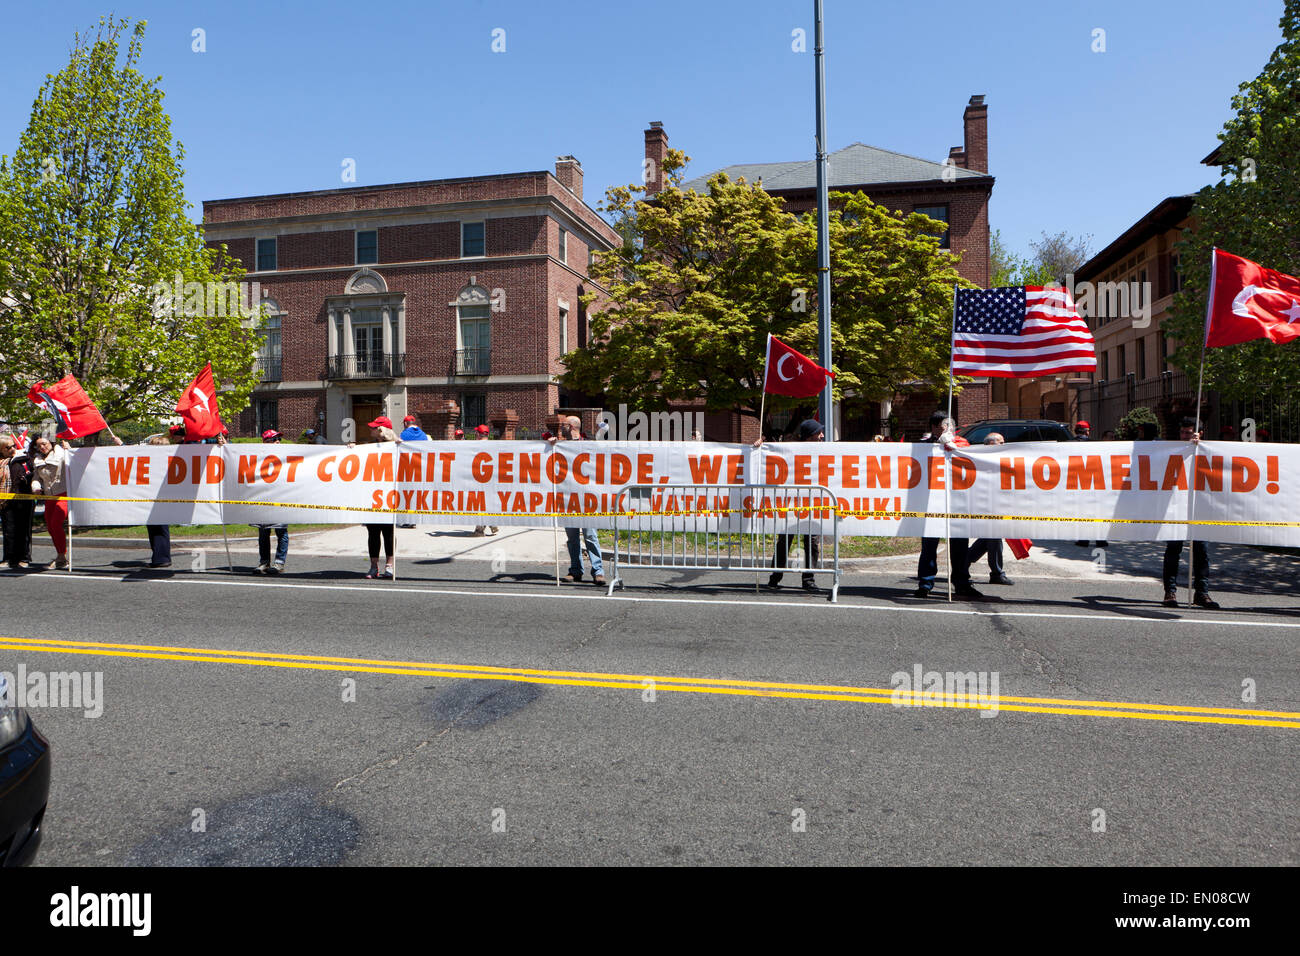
<box><xmin>3</xmin><ymin>538</ymin><xmax>1297</xmax><ymax>866</ymax></box>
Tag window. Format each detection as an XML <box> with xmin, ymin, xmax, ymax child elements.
<box><xmin>255</xmin><ymin>399</ymin><xmax>278</xmax><ymax>434</ymax></box>
<box><xmin>913</xmin><ymin>205</ymin><xmax>950</xmax><ymax>249</ymax></box>
<box><xmin>258</xmin><ymin>312</ymin><xmax>282</xmax><ymax>381</ymax></box>
<box><xmin>1169</xmin><ymin>253</ymin><xmax>1183</xmax><ymax>295</ymax></box>
<box><xmin>1100</xmin><ymin>351</ymin><xmax>1109</xmax><ymax>380</ymax></box>
<box><xmin>356</xmin><ymin>230</ymin><xmax>378</xmax><ymax>264</ymax></box>
<box><xmin>460</xmin><ymin>393</ymin><xmax>486</xmax><ymax>428</ymax></box>
<box><xmin>352</xmin><ymin>308</ymin><xmax>394</xmax><ymax>375</ymax></box>
<box><xmin>559</xmin><ymin>306</ymin><xmax>569</xmax><ymax>355</ymax></box>
<box><xmin>256</xmin><ymin>238</ymin><xmax>277</xmax><ymax>272</ymax></box>
<box><xmin>461</xmin><ymin>222</ymin><xmax>485</xmax><ymax>258</ymax></box>
<box><xmin>1117</xmin><ymin>343</ymin><xmax>1126</xmax><ymax>377</ymax></box>
<box><xmin>458</xmin><ymin>304</ymin><xmax>490</xmax><ymax>374</ymax></box>
<box><xmin>1136</xmin><ymin>337</ymin><xmax>1147</xmax><ymax>380</ymax></box>
<box><xmin>558</xmin><ymin>227</ymin><xmax>568</xmax><ymax>263</ymax></box>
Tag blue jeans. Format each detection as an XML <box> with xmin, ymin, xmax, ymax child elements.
<box><xmin>258</xmin><ymin>525</ymin><xmax>289</xmax><ymax>564</ymax></box>
<box><xmin>566</xmin><ymin>526</ymin><xmax>602</xmax><ymax>578</ymax></box>
<box><xmin>917</xmin><ymin>537</ymin><xmax>970</xmax><ymax>591</ymax></box>
<box><xmin>967</xmin><ymin>538</ymin><xmax>1004</xmax><ymax>576</ymax></box>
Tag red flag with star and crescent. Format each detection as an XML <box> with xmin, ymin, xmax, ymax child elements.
<box><xmin>1205</xmin><ymin>249</ymin><xmax>1300</xmax><ymax>348</ymax></box>
<box><xmin>762</xmin><ymin>334</ymin><xmax>835</xmax><ymax>398</ymax></box>
<box><xmin>26</xmin><ymin>375</ymin><xmax>108</xmax><ymax>439</ymax></box>
<box><xmin>176</xmin><ymin>363</ymin><xmax>224</xmax><ymax>439</ymax></box>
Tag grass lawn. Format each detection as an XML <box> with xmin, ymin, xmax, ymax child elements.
<box><xmin>597</xmin><ymin>530</ymin><xmax>920</xmax><ymax>559</ymax></box>
<box><xmin>67</xmin><ymin>523</ymin><xmax>340</xmax><ymax>539</ymax></box>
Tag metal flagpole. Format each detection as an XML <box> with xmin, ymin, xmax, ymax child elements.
<box><xmin>1185</xmin><ymin>247</ymin><xmax>1216</xmax><ymax>606</ymax></box>
<box><xmin>757</xmin><ymin>335</ymin><xmax>771</xmax><ymax>592</ymax></box>
<box><xmin>813</xmin><ymin>0</ymin><xmax>834</xmax><ymax>440</ymax></box>
<box><xmin>390</xmin><ymin>443</ymin><xmax>398</xmax><ymax>582</ymax></box>
<box><xmin>219</xmin><ymin>443</ymin><xmax>234</xmax><ymax>572</ymax></box>
<box><xmin>945</xmin><ymin>283</ymin><xmax>959</xmax><ymax>602</ymax></box>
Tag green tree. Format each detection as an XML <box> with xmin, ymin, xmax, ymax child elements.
<box><xmin>0</xmin><ymin>17</ymin><xmax>261</xmax><ymax>435</ymax></box>
<box><xmin>991</xmin><ymin>229</ymin><xmax>1092</xmax><ymax>287</ymax></box>
<box><xmin>565</xmin><ymin>151</ymin><xmax>967</xmax><ymax>420</ymax></box>
<box><xmin>1164</xmin><ymin>0</ymin><xmax>1300</xmax><ymax>399</ymax></box>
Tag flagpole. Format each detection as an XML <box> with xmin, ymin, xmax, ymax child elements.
<box><xmin>1185</xmin><ymin>247</ymin><xmax>1216</xmax><ymax>606</ymax></box>
<box><xmin>219</xmin><ymin>442</ymin><xmax>234</xmax><ymax>573</ymax></box>
<box><xmin>945</xmin><ymin>283</ymin><xmax>958</xmax><ymax>603</ymax></box>
<box><xmin>757</xmin><ymin>335</ymin><xmax>770</xmax><ymax>593</ymax></box>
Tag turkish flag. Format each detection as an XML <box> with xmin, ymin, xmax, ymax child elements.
<box><xmin>26</xmin><ymin>375</ymin><xmax>108</xmax><ymax>439</ymax></box>
<box><xmin>763</xmin><ymin>334</ymin><xmax>834</xmax><ymax>398</ymax></box>
<box><xmin>1206</xmin><ymin>249</ymin><xmax>1300</xmax><ymax>348</ymax></box>
<box><xmin>176</xmin><ymin>363</ymin><xmax>224</xmax><ymax>439</ymax></box>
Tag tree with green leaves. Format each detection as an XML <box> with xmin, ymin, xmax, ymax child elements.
<box><xmin>0</xmin><ymin>17</ymin><xmax>261</xmax><ymax>436</ymax></box>
<box><xmin>1164</xmin><ymin>0</ymin><xmax>1300</xmax><ymax>401</ymax></box>
<box><xmin>991</xmin><ymin>229</ymin><xmax>1092</xmax><ymax>287</ymax></box>
<box><xmin>565</xmin><ymin>150</ymin><xmax>967</xmax><ymax>421</ymax></box>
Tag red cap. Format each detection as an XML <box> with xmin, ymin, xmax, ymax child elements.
<box><xmin>454</xmin><ymin>429</ymin><xmax>464</xmax><ymax>437</ymax></box>
<box><xmin>1076</xmin><ymin>421</ymin><xmax>1090</xmax><ymax>429</ymax></box>
<box><xmin>475</xmin><ymin>424</ymin><xmax>489</xmax><ymax>435</ymax></box>
<box><xmin>168</xmin><ymin>424</ymin><xmax>185</xmax><ymax>436</ymax></box>
<box><xmin>261</xmin><ymin>429</ymin><xmax>281</xmax><ymax>442</ymax></box>
<box><xmin>367</xmin><ymin>416</ymin><xmax>393</xmax><ymax>429</ymax></box>
<box><xmin>403</xmin><ymin>415</ymin><xmax>416</xmax><ymax>423</ymax></box>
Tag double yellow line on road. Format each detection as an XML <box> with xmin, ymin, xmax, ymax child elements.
<box><xmin>1</xmin><ymin>635</ymin><xmax>1297</xmax><ymax>730</ymax></box>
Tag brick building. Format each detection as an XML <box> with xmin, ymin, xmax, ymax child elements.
<box><xmin>202</xmin><ymin>158</ymin><xmax>619</xmax><ymax>441</ymax></box>
<box><xmin>666</xmin><ymin>95</ymin><xmax>996</xmax><ymax>439</ymax></box>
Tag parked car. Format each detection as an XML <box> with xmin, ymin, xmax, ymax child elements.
<box><xmin>0</xmin><ymin>672</ymin><xmax>50</xmax><ymax>866</ymax></box>
<box><xmin>958</xmin><ymin>419</ymin><xmax>1074</xmax><ymax>444</ymax></box>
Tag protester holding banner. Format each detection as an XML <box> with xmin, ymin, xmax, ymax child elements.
<box><xmin>1</xmin><ymin>434</ymin><xmax>36</xmax><ymax>570</ymax></box>
<box><xmin>255</xmin><ymin>430</ymin><xmax>290</xmax><ymax>574</ymax></box>
<box><xmin>967</xmin><ymin>432</ymin><xmax>1012</xmax><ymax>586</ymax></box>
<box><xmin>550</xmin><ymin>415</ymin><xmax>604</xmax><ymax>586</ymax></box>
<box><xmin>1162</xmin><ymin>419</ymin><xmax>1221</xmax><ymax>609</ymax></box>
<box><xmin>361</xmin><ymin>416</ymin><xmax>397</xmax><ymax>579</ymax></box>
<box><xmin>767</xmin><ymin>418</ymin><xmax>826</xmax><ymax>593</ymax></box>
<box><xmin>30</xmin><ymin>435</ymin><xmax>71</xmax><ymax>571</ymax></box>
<box><xmin>145</xmin><ymin>433</ymin><xmax>174</xmax><ymax>568</ymax></box>
<box><xmin>915</xmin><ymin>411</ymin><xmax>983</xmax><ymax>601</ymax></box>
<box><xmin>471</xmin><ymin>424</ymin><xmax>499</xmax><ymax>537</ymax></box>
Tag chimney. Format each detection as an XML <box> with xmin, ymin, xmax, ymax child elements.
<box><xmin>555</xmin><ymin>155</ymin><xmax>583</xmax><ymax>200</ymax></box>
<box><xmin>947</xmin><ymin>145</ymin><xmax>967</xmax><ymax>170</ymax></box>
<box><xmin>962</xmin><ymin>95</ymin><xmax>988</xmax><ymax>173</ymax></box>
<box><xmin>644</xmin><ymin>121</ymin><xmax>668</xmax><ymax>196</ymax></box>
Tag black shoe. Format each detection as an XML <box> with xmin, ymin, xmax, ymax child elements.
<box><xmin>1075</xmin><ymin>540</ymin><xmax>1088</xmax><ymax>547</ymax></box>
<box><xmin>988</xmin><ymin>573</ymin><xmax>1013</xmax><ymax>586</ymax></box>
<box><xmin>954</xmin><ymin>585</ymin><xmax>988</xmax><ymax>601</ymax></box>
<box><xmin>801</xmin><ymin>580</ymin><xmax>820</xmax><ymax>594</ymax></box>
<box><xmin>1193</xmin><ymin>592</ymin><xmax>1221</xmax><ymax>610</ymax></box>
<box><xmin>911</xmin><ymin>587</ymin><xmax>932</xmax><ymax>598</ymax></box>
<box><xmin>1162</xmin><ymin>589</ymin><xmax>1178</xmax><ymax>608</ymax></box>
<box><xmin>149</xmin><ymin>560</ymin><xmax>172</xmax><ymax>569</ymax></box>
<box><xmin>766</xmin><ymin>576</ymin><xmax>782</xmax><ymax>591</ymax></box>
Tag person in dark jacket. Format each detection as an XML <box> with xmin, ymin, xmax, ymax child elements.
<box><xmin>1</xmin><ymin>434</ymin><xmax>36</xmax><ymax>569</ymax></box>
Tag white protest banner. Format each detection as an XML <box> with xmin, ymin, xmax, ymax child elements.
<box><xmin>65</xmin><ymin>440</ymin><xmax>1300</xmax><ymax>546</ymax></box>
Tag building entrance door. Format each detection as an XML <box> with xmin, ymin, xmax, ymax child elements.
<box><xmin>351</xmin><ymin>394</ymin><xmax>383</xmax><ymax>434</ymax></box>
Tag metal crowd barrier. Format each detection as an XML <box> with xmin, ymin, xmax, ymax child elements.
<box><xmin>606</xmin><ymin>483</ymin><xmax>840</xmax><ymax>602</ymax></box>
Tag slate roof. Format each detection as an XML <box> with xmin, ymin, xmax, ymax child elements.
<box><xmin>681</xmin><ymin>142</ymin><xmax>989</xmax><ymax>193</ymax></box>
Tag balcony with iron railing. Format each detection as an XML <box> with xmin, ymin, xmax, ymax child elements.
<box><xmin>326</xmin><ymin>352</ymin><xmax>405</xmax><ymax>380</ymax></box>
<box><xmin>455</xmin><ymin>348</ymin><xmax>490</xmax><ymax>376</ymax></box>
<box><xmin>256</xmin><ymin>357</ymin><xmax>282</xmax><ymax>382</ymax></box>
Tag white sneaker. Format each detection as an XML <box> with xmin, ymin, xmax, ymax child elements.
<box><xmin>270</xmin><ymin>561</ymin><xmax>285</xmax><ymax>574</ymax></box>
<box><xmin>255</xmin><ymin>562</ymin><xmax>270</xmax><ymax>574</ymax></box>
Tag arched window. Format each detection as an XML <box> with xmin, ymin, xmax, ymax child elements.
<box><xmin>452</xmin><ymin>279</ymin><xmax>491</xmax><ymax>375</ymax></box>
<box><xmin>255</xmin><ymin>297</ymin><xmax>283</xmax><ymax>382</ymax></box>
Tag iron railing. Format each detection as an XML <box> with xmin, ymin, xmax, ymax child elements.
<box><xmin>455</xmin><ymin>348</ymin><xmax>490</xmax><ymax>376</ymax></box>
<box><xmin>326</xmin><ymin>353</ymin><xmax>405</xmax><ymax>379</ymax></box>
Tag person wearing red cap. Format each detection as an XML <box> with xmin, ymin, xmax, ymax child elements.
<box><xmin>1073</xmin><ymin>421</ymin><xmax>1091</xmax><ymax>441</ymax></box>
<box><xmin>357</xmin><ymin>416</ymin><xmax>397</xmax><ymax>578</ymax></box>
<box><xmin>255</xmin><ymin>430</ymin><xmax>289</xmax><ymax>573</ymax></box>
<box><xmin>399</xmin><ymin>414</ymin><xmax>429</xmax><ymax>442</ymax></box>
<box><xmin>471</xmin><ymin>424</ymin><xmax>498</xmax><ymax>536</ymax></box>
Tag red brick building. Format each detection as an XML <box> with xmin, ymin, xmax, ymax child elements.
<box><xmin>202</xmin><ymin>158</ymin><xmax>619</xmax><ymax>440</ymax></box>
<box><xmin>664</xmin><ymin>96</ymin><xmax>996</xmax><ymax>439</ymax></box>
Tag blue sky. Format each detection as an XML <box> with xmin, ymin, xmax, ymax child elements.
<box><xmin>0</xmin><ymin>0</ymin><xmax>1285</xmax><ymax>267</ymax></box>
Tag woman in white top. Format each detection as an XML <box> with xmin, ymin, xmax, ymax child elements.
<box><xmin>30</xmin><ymin>435</ymin><xmax>71</xmax><ymax>570</ymax></box>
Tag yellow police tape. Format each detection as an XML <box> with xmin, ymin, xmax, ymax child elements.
<box><xmin>5</xmin><ymin>491</ymin><xmax>1299</xmax><ymax>528</ymax></box>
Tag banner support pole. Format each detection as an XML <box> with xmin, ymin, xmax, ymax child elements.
<box><xmin>945</xmin><ymin>282</ymin><xmax>958</xmax><ymax>603</ymax></box>
<box><xmin>1184</xmin><ymin>248</ymin><xmax>1216</xmax><ymax>606</ymax></box>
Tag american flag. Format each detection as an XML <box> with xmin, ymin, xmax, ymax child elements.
<box><xmin>952</xmin><ymin>286</ymin><xmax>1096</xmax><ymax>377</ymax></box>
